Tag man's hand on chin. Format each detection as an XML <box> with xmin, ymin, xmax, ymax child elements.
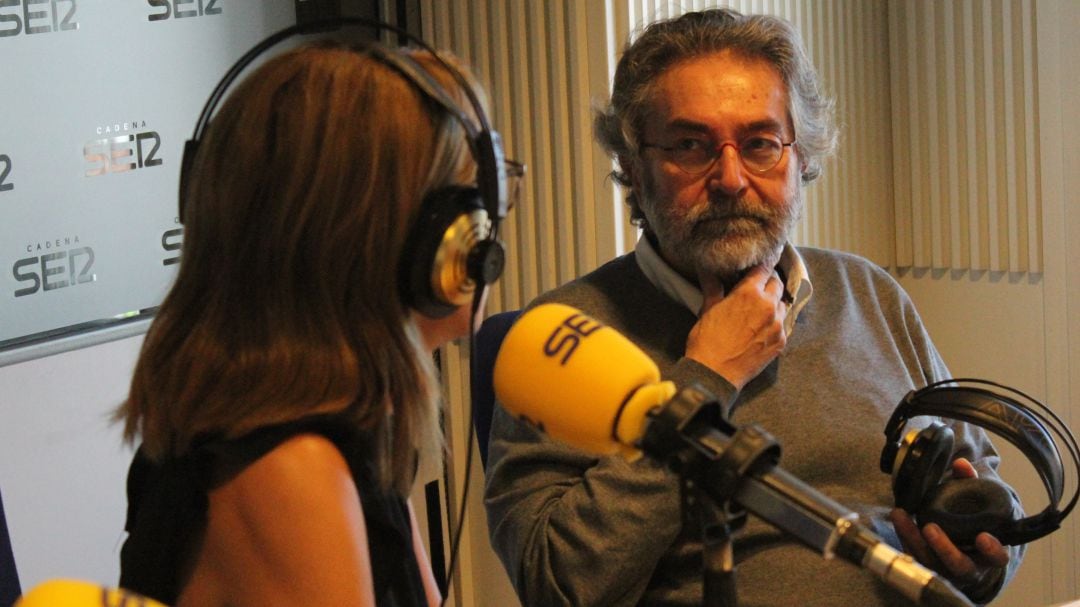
<box><xmin>686</xmin><ymin>264</ymin><xmax>788</xmax><ymax>389</ymax></box>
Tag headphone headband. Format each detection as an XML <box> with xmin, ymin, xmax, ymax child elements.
<box><xmin>180</xmin><ymin>16</ymin><xmax>508</xmax><ymax>227</ymax></box>
<box><xmin>190</xmin><ymin>18</ymin><xmax>492</xmax><ymax>141</ymax></box>
<box><xmin>888</xmin><ymin>384</ymin><xmax>1065</xmax><ymax>502</ymax></box>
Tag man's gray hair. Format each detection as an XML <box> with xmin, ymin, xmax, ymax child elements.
<box><xmin>594</xmin><ymin>8</ymin><xmax>838</xmax><ymax>222</ymax></box>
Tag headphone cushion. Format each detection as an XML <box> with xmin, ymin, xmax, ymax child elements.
<box><xmin>917</xmin><ymin>477</ymin><xmax>1017</xmax><ymax>549</ymax></box>
<box><xmin>399</xmin><ymin>186</ymin><xmax>485</xmax><ymax>318</ymax></box>
<box><xmin>893</xmin><ymin>422</ymin><xmax>955</xmax><ymax>512</ymax></box>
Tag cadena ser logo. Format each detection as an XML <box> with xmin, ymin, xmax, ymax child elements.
<box><xmin>12</xmin><ymin>236</ymin><xmax>96</xmax><ymax>298</ymax></box>
<box><xmin>0</xmin><ymin>154</ymin><xmax>12</xmax><ymax>193</ymax></box>
<box><xmin>148</xmin><ymin>0</ymin><xmax>221</xmax><ymax>21</ymax></box>
<box><xmin>162</xmin><ymin>226</ymin><xmax>182</xmax><ymax>266</ymax></box>
<box><xmin>84</xmin><ymin>121</ymin><xmax>162</xmax><ymax>177</ymax></box>
<box><xmin>0</xmin><ymin>0</ymin><xmax>78</xmax><ymax>38</ymax></box>
<box><xmin>543</xmin><ymin>313</ymin><xmax>603</xmax><ymax>365</ymax></box>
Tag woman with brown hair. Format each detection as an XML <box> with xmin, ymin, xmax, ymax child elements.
<box><xmin>115</xmin><ymin>38</ymin><xmax>517</xmax><ymax>607</ymax></box>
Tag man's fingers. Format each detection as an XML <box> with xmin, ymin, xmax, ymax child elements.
<box><xmin>974</xmin><ymin>533</ymin><xmax>1010</xmax><ymax>568</ymax></box>
<box><xmin>731</xmin><ymin>265</ymin><xmax>772</xmax><ymax>291</ymax></box>
<box><xmin>743</xmin><ymin>264</ymin><xmax>772</xmax><ymax>281</ymax></box>
<box><xmin>924</xmin><ymin>525</ymin><xmax>1010</xmax><ymax>589</ymax></box>
<box><xmin>889</xmin><ymin>509</ymin><xmax>934</xmax><ymax>565</ymax></box>
<box><xmin>923</xmin><ymin>523</ymin><xmax>977</xmax><ymax>579</ymax></box>
<box><xmin>697</xmin><ymin>271</ymin><xmax>725</xmax><ymax>309</ymax></box>
<box><xmin>892</xmin><ymin>510</ymin><xmax>1010</xmax><ymax>591</ymax></box>
<box><xmin>951</xmin><ymin>457</ymin><xmax>978</xmax><ymax>479</ymax></box>
<box><xmin>689</xmin><ymin>264</ymin><xmax>789</xmax><ymax>389</ymax></box>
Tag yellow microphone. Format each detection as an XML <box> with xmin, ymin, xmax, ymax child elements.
<box><xmin>15</xmin><ymin>579</ymin><xmax>168</xmax><ymax>607</ymax></box>
<box><xmin>492</xmin><ymin>303</ymin><xmax>676</xmax><ymax>459</ymax></box>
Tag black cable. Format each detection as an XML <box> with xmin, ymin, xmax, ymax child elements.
<box><xmin>425</xmin><ymin>479</ymin><xmax>447</xmax><ymax>594</ymax></box>
<box><xmin>439</xmin><ymin>284</ymin><xmax>486</xmax><ymax>606</ymax></box>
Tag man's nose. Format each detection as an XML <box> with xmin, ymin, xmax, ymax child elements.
<box><xmin>708</xmin><ymin>143</ymin><xmax>747</xmax><ymax>196</ymax></box>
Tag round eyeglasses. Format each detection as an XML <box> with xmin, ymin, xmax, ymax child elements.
<box><xmin>504</xmin><ymin>159</ymin><xmax>526</xmax><ymax>211</ymax></box>
<box><xmin>640</xmin><ymin>133</ymin><xmax>796</xmax><ymax>175</ymax></box>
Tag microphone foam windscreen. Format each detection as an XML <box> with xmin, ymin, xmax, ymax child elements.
<box><xmin>16</xmin><ymin>578</ymin><xmax>167</xmax><ymax>607</ymax></box>
<box><xmin>493</xmin><ymin>303</ymin><xmax>675</xmax><ymax>457</ymax></box>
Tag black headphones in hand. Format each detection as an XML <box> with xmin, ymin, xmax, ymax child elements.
<box><xmin>880</xmin><ymin>378</ymin><xmax>1079</xmax><ymax>547</ymax></box>
<box><xmin>178</xmin><ymin>17</ymin><xmax>510</xmax><ymax>318</ymax></box>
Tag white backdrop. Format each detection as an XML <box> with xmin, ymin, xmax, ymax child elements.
<box><xmin>0</xmin><ymin>1</ymin><xmax>296</xmax><ymax>365</ymax></box>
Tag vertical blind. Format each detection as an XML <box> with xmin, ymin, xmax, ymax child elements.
<box><xmin>889</xmin><ymin>0</ymin><xmax>1041</xmax><ymax>272</ymax></box>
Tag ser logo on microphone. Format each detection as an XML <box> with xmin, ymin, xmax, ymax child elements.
<box><xmin>543</xmin><ymin>313</ymin><xmax>602</xmax><ymax>365</ymax></box>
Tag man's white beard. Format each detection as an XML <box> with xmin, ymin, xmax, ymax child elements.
<box><xmin>643</xmin><ymin>189</ymin><xmax>802</xmax><ymax>281</ymax></box>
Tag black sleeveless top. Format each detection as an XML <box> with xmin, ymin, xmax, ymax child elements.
<box><xmin>119</xmin><ymin>416</ymin><xmax>426</xmax><ymax>606</ymax></box>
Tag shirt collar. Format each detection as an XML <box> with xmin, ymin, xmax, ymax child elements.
<box><xmin>634</xmin><ymin>234</ymin><xmax>813</xmax><ymax>336</ymax></box>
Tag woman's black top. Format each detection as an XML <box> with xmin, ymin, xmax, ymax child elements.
<box><xmin>119</xmin><ymin>416</ymin><xmax>426</xmax><ymax>606</ymax></box>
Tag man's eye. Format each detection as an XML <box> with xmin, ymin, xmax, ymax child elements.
<box><xmin>743</xmin><ymin>136</ymin><xmax>779</xmax><ymax>152</ymax></box>
<box><xmin>673</xmin><ymin>138</ymin><xmax>708</xmax><ymax>152</ymax></box>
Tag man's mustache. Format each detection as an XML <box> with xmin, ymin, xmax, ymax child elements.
<box><xmin>697</xmin><ymin>197</ymin><xmax>779</xmax><ymax>224</ymax></box>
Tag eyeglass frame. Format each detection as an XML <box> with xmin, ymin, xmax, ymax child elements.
<box><xmin>639</xmin><ymin>133</ymin><xmax>796</xmax><ymax>176</ymax></box>
<box><xmin>503</xmin><ymin>159</ymin><xmax>526</xmax><ymax>211</ymax></box>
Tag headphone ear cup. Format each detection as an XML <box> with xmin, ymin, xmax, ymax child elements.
<box><xmin>892</xmin><ymin>422</ymin><xmax>955</xmax><ymax>513</ymax></box>
<box><xmin>917</xmin><ymin>477</ymin><xmax>1016</xmax><ymax>549</ymax></box>
<box><xmin>399</xmin><ymin>186</ymin><xmax>488</xmax><ymax>318</ymax></box>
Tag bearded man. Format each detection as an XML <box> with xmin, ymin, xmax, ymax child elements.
<box><xmin>483</xmin><ymin>8</ymin><xmax>1022</xmax><ymax>607</ymax></box>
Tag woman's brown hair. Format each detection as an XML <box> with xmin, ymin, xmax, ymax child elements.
<box><xmin>118</xmin><ymin>41</ymin><xmax>482</xmax><ymax>495</ymax></box>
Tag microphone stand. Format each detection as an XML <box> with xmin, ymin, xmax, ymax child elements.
<box><xmin>652</xmin><ymin>385</ymin><xmax>778</xmax><ymax>607</ymax></box>
<box><xmin>690</xmin><ymin>491</ymin><xmax>740</xmax><ymax>607</ymax></box>
<box><xmin>640</xmin><ymin>384</ymin><xmax>975</xmax><ymax>607</ymax></box>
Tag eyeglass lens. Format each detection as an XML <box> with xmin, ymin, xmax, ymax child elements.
<box><xmin>665</xmin><ymin>135</ymin><xmax>789</xmax><ymax>175</ymax></box>
<box><xmin>505</xmin><ymin>160</ymin><xmax>525</xmax><ymax>211</ymax></box>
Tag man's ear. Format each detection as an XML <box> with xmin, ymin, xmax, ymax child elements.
<box><xmin>787</xmin><ymin>136</ymin><xmax>809</xmax><ymax>181</ymax></box>
<box><xmin>619</xmin><ymin>154</ymin><xmax>640</xmax><ymax>190</ymax></box>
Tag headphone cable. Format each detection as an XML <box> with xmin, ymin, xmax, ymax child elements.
<box><xmin>439</xmin><ymin>283</ymin><xmax>487</xmax><ymax>606</ymax></box>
